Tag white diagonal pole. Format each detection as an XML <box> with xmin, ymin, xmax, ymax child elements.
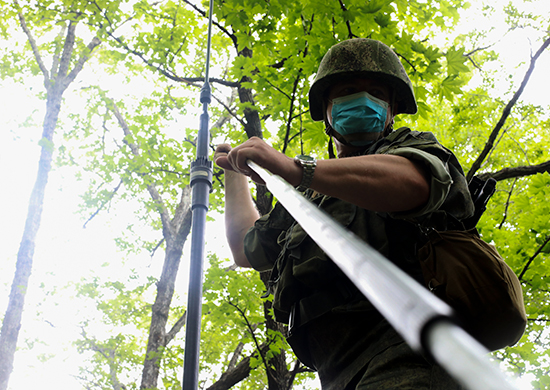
<box><xmin>247</xmin><ymin>160</ymin><xmax>518</xmax><ymax>390</ymax></box>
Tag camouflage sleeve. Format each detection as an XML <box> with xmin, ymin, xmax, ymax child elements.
<box><xmin>243</xmin><ymin>201</ymin><xmax>295</xmax><ymax>272</ymax></box>
<box><xmin>385</xmin><ymin>146</ymin><xmax>452</xmax><ymax>219</ymax></box>
<box><xmin>372</xmin><ymin>127</ymin><xmax>473</xmax><ymax>222</ymax></box>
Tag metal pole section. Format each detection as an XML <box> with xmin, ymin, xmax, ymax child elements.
<box><xmin>427</xmin><ymin>322</ymin><xmax>518</xmax><ymax>390</ymax></box>
<box><xmin>182</xmin><ymin>0</ymin><xmax>214</xmax><ymax>388</ymax></box>
<box><xmin>247</xmin><ymin>160</ymin><xmax>518</xmax><ymax>390</ymax></box>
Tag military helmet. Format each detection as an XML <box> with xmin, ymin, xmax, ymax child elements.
<box><xmin>309</xmin><ymin>38</ymin><xmax>417</xmax><ymax>121</ymax></box>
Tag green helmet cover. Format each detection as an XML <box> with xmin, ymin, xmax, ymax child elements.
<box><xmin>309</xmin><ymin>38</ymin><xmax>417</xmax><ymax>121</ymax></box>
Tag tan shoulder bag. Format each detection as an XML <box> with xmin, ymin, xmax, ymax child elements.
<box><xmin>418</xmin><ymin>228</ymin><xmax>527</xmax><ymax>351</ymax></box>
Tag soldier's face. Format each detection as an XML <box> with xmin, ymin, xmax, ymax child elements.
<box><xmin>325</xmin><ymin>78</ymin><xmax>394</xmax><ymax>129</ymax></box>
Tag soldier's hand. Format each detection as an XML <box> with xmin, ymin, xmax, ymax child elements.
<box><xmin>214</xmin><ymin>144</ymin><xmax>233</xmax><ymax>169</ymax></box>
<box><xmin>218</xmin><ymin>137</ymin><xmax>301</xmax><ymax>186</ymax></box>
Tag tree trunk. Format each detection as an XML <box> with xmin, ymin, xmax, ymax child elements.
<box><xmin>140</xmin><ymin>231</ymin><xmax>191</xmax><ymax>389</ymax></box>
<box><xmin>260</xmin><ymin>272</ymin><xmax>293</xmax><ymax>390</ymax></box>
<box><xmin>0</xmin><ymin>12</ymin><xmax>100</xmax><ymax>387</ymax></box>
<box><xmin>237</xmin><ymin>47</ymin><xmax>263</xmax><ymax>140</ymax></box>
<box><xmin>0</xmin><ymin>90</ymin><xmax>62</xmax><ymax>390</ymax></box>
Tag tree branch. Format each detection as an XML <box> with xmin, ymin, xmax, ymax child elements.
<box><xmin>282</xmin><ymin>70</ymin><xmax>303</xmax><ymax>154</ymax></box>
<box><xmin>99</xmin><ymin>0</ymin><xmax>239</xmax><ymax>88</ymax></box>
<box><xmin>519</xmin><ymin>234</ymin><xmax>550</xmax><ymax>281</ymax></box>
<box><xmin>181</xmin><ymin>0</ymin><xmax>236</xmax><ymax>45</ymax></box>
<box><xmin>106</xmin><ymin>29</ymin><xmax>239</xmax><ymax>87</ymax></box>
<box><xmin>15</xmin><ymin>1</ymin><xmax>50</xmax><ymax>86</ymax></box>
<box><xmin>527</xmin><ymin>317</ymin><xmax>550</xmax><ymax>322</ymax></box>
<box><xmin>262</xmin><ymin>77</ymin><xmax>292</xmax><ymax>100</ymax></box>
<box><xmin>150</xmin><ymin>237</ymin><xmax>165</xmax><ymax>258</ymax></box>
<box><xmin>484</xmin><ymin>109</ymin><xmax>534</xmax><ymax>170</ymax></box>
<box><xmin>227</xmin><ymin>342</ymin><xmax>245</xmax><ymax>371</ymax></box>
<box><xmin>464</xmin><ymin>44</ymin><xmax>495</xmax><ymax>57</ymax></box>
<box><xmin>110</xmin><ymin>101</ymin><xmax>140</xmax><ymax>155</ymax></box>
<box><xmin>207</xmin><ymin>88</ymin><xmax>241</xmax><ymax>135</ymax></box>
<box><xmin>212</xmin><ymin>90</ymin><xmax>246</xmax><ymax>128</ymax></box>
<box><xmin>50</xmin><ymin>24</ymin><xmax>67</xmax><ymax>78</ymax></box>
<box><xmin>165</xmin><ymin>310</ymin><xmax>187</xmax><ymax>345</ymax></box>
<box><xmin>57</xmin><ymin>20</ymin><xmax>77</xmax><ymax>79</ymax></box>
<box><xmin>467</xmin><ymin>36</ymin><xmax>550</xmax><ymax>181</ymax></box>
<box><xmin>80</xmin><ymin>329</ymin><xmax>125</xmax><ymax>390</ymax></box>
<box><xmin>109</xmin><ymin>101</ymin><xmax>174</xmax><ymax>240</ymax></box>
<box><xmin>146</xmin><ymin>185</ymin><xmax>174</xmax><ymax>242</ymax></box>
<box><xmin>227</xmin><ymin>300</ymin><xmax>269</xmax><ymax>373</ymax></box>
<box><xmin>395</xmin><ymin>51</ymin><xmax>418</xmax><ymax>74</ymax></box>
<box><xmin>205</xmin><ymin>342</ymin><xmax>269</xmax><ymax>390</ymax></box>
<box><xmin>63</xmin><ymin>36</ymin><xmax>102</xmax><ymax>89</ymax></box>
<box><xmin>285</xmin><ymin>360</ymin><xmax>302</xmax><ymax>390</ymax></box>
<box><xmin>83</xmin><ymin>179</ymin><xmax>123</xmax><ymax>228</ymax></box>
<box><xmin>337</xmin><ymin>0</ymin><xmax>357</xmax><ymax>39</ymax></box>
<box><xmin>466</xmin><ymin>56</ymin><xmax>482</xmax><ymax>71</ymax></box>
<box><xmin>477</xmin><ymin>160</ymin><xmax>550</xmax><ymax>181</ymax></box>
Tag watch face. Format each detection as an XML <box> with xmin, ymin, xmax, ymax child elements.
<box><xmin>296</xmin><ymin>154</ymin><xmax>315</xmax><ymax>163</ymax></box>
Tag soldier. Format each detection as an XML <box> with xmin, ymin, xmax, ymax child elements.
<box><xmin>215</xmin><ymin>38</ymin><xmax>473</xmax><ymax>389</ymax></box>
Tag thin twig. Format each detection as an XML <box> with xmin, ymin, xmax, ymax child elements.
<box><xmin>497</xmin><ymin>178</ymin><xmax>518</xmax><ymax>229</ymax></box>
<box><xmin>519</xmin><ymin>234</ymin><xmax>550</xmax><ymax>281</ymax></box>
<box><xmin>150</xmin><ymin>238</ymin><xmax>165</xmax><ymax>257</ymax></box>
<box><xmin>83</xmin><ymin>179</ymin><xmax>123</xmax><ymax>228</ymax></box>
<box><xmin>337</xmin><ymin>0</ymin><xmax>356</xmax><ymax>39</ymax></box>
<box><xmin>282</xmin><ymin>70</ymin><xmax>303</xmax><ymax>154</ymax></box>
<box><xmin>227</xmin><ymin>300</ymin><xmax>269</xmax><ymax>372</ymax></box>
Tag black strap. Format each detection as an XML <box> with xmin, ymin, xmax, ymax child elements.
<box><xmin>462</xmin><ymin>177</ymin><xmax>497</xmax><ymax>229</ymax></box>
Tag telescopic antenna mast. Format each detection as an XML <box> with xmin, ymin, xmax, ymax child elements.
<box><xmin>182</xmin><ymin>0</ymin><xmax>215</xmax><ymax>388</ymax></box>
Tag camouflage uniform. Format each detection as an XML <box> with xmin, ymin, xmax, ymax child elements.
<box><xmin>244</xmin><ymin>128</ymin><xmax>474</xmax><ymax>389</ymax></box>
<box><xmin>243</xmin><ymin>39</ymin><xmax>474</xmax><ymax>389</ymax></box>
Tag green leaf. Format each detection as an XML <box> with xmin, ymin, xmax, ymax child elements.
<box><xmin>446</xmin><ymin>47</ymin><xmax>470</xmax><ymax>75</ymax></box>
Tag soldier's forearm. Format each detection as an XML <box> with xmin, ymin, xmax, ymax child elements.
<box><xmin>224</xmin><ymin>170</ymin><xmax>259</xmax><ymax>268</ymax></box>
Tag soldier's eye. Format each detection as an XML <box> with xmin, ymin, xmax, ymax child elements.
<box><xmin>369</xmin><ymin>89</ymin><xmax>384</xmax><ymax>98</ymax></box>
<box><xmin>343</xmin><ymin>87</ymin><xmax>358</xmax><ymax>95</ymax></box>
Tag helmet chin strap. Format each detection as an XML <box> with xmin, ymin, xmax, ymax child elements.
<box><xmin>322</xmin><ymin>98</ymin><xmax>345</xmax><ymax>157</ymax></box>
<box><xmin>383</xmin><ymin>119</ymin><xmax>395</xmax><ymax>137</ymax></box>
<box><xmin>328</xmin><ymin>137</ymin><xmax>336</xmax><ymax>159</ymax></box>
<box><xmin>324</xmin><ymin>122</ymin><xmax>351</xmax><ymax>145</ymax></box>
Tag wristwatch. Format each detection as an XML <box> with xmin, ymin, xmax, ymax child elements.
<box><xmin>294</xmin><ymin>155</ymin><xmax>317</xmax><ymax>192</ymax></box>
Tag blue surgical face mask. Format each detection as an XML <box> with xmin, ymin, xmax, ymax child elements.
<box><xmin>331</xmin><ymin>91</ymin><xmax>389</xmax><ymax>146</ymax></box>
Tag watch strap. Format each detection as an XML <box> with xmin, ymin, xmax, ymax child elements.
<box><xmin>294</xmin><ymin>155</ymin><xmax>316</xmax><ymax>192</ymax></box>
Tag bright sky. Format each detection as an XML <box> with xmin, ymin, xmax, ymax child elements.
<box><xmin>1</xmin><ymin>0</ymin><xmax>549</xmax><ymax>389</ymax></box>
